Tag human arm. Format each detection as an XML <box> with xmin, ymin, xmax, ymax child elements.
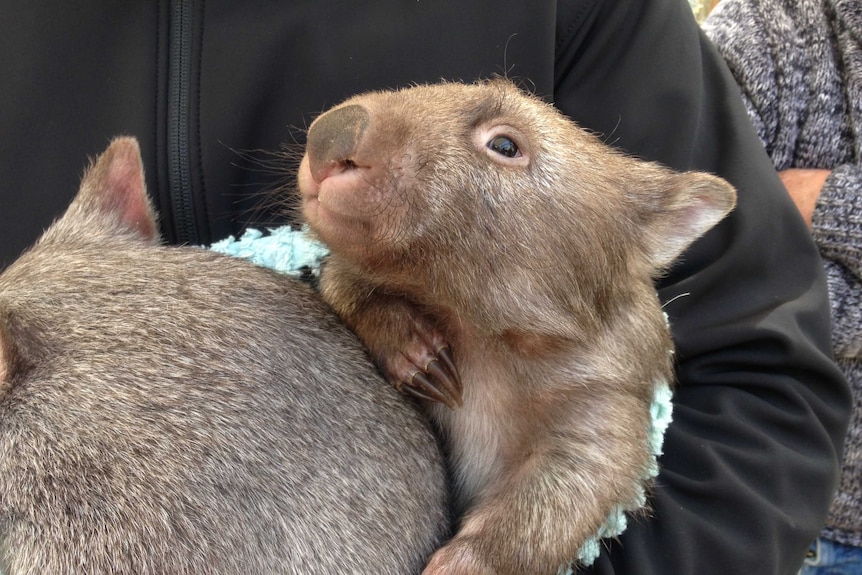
<box><xmin>778</xmin><ymin>164</ymin><xmax>862</xmax><ymax>361</ymax></box>
<box><xmin>811</xmin><ymin>165</ymin><xmax>862</xmax><ymax>358</ymax></box>
<box><xmin>553</xmin><ymin>0</ymin><xmax>849</xmax><ymax>573</ymax></box>
<box><xmin>812</xmin><ymin>165</ymin><xmax>862</xmax><ymax>281</ymax></box>
<box><xmin>777</xmin><ymin>165</ymin><xmax>862</xmax><ymax>358</ymax></box>
<box><xmin>704</xmin><ymin>0</ymin><xmax>862</xmax><ymax>386</ymax></box>
<box><xmin>701</xmin><ymin>0</ymin><xmax>813</xmax><ymax>169</ymax></box>
<box><xmin>779</xmin><ymin>168</ymin><xmax>831</xmax><ymax>226</ymax></box>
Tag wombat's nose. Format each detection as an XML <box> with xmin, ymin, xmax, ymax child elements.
<box><xmin>306</xmin><ymin>104</ymin><xmax>369</xmax><ymax>182</ymax></box>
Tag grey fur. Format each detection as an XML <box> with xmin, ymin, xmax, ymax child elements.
<box><xmin>0</xmin><ymin>137</ymin><xmax>449</xmax><ymax>574</ymax></box>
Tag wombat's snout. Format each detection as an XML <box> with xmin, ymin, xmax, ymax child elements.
<box><xmin>306</xmin><ymin>104</ymin><xmax>369</xmax><ymax>182</ymax></box>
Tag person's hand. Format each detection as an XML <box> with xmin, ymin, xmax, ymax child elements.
<box><xmin>778</xmin><ymin>168</ymin><xmax>831</xmax><ymax>227</ymax></box>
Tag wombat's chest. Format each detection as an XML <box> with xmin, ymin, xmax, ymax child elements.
<box><xmin>429</xmin><ymin>344</ymin><xmax>520</xmax><ymax>508</ymax></box>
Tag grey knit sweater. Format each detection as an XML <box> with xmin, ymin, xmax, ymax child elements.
<box><xmin>704</xmin><ymin>0</ymin><xmax>862</xmax><ymax>547</ymax></box>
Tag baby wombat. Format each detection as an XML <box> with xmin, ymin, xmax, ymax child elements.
<box><xmin>297</xmin><ymin>79</ymin><xmax>737</xmax><ymax>575</ymax></box>
<box><xmin>0</xmin><ymin>138</ymin><xmax>449</xmax><ymax>574</ymax></box>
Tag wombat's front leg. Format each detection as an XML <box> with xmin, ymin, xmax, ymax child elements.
<box><xmin>425</xmin><ymin>383</ymin><xmax>652</xmax><ymax>575</ymax></box>
<box><xmin>319</xmin><ymin>259</ymin><xmax>462</xmax><ymax>408</ymax></box>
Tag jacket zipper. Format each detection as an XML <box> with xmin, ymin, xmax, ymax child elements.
<box><xmin>167</xmin><ymin>0</ymin><xmax>198</xmax><ymax>244</ymax></box>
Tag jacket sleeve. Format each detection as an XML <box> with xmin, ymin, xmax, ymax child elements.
<box><xmin>699</xmin><ymin>0</ymin><xmax>782</xmax><ymax>157</ymax></box>
<box><xmin>701</xmin><ymin>0</ymin><xmax>815</xmax><ymax>169</ymax></box>
<box><xmin>823</xmin><ymin>259</ymin><xmax>862</xmax><ymax>358</ymax></box>
<box><xmin>814</xmin><ymin>165</ymin><xmax>862</xmax><ymax>357</ymax></box>
<box><xmin>553</xmin><ymin>1</ymin><xmax>850</xmax><ymax>573</ymax></box>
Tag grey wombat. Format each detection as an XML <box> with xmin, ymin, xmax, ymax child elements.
<box><xmin>0</xmin><ymin>137</ymin><xmax>448</xmax><ymax>574</ymax></box>
<box><xmin>297</xmin><ymin>79</ymin><xmax>737</xmax><ymax>575</ymax></box>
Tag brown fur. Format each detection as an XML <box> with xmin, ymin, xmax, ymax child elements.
<box><xmin>0</xmin><ymin>138</ymin><xmax>449</xmax><ymax>574</ymax></box>
<box><xmin>298</xmin><ymin>79</ymin><xmax>736</xmax><ymax>575</ymax></box>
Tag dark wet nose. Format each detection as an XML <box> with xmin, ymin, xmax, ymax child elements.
<box><xmin>306</xmin><ymin>104</ymin><xmax>370</xmax><ymax>182</ymax></box>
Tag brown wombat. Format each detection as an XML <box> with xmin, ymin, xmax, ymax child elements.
<box><xmin>297</xmin><ymin>79</ymin><xmax>737</xmax><ymax>575</ymax></box>
<box><xmin>0</xmin><ymin>137</ymin><xmax>449</xmax><ymax>574</ymax></box>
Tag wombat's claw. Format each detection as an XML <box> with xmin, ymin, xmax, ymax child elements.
<box><xmin>396</xmin><ymin>348</ymin><xmax>463</xmax><ymax>409</ymax></box>
<box><xmin>396</xmin><ymin>372</ymin><xmax>454</xmax><ymax>407</ymax></box>
<box><xmin>436</xmin><ymin>346</ymin><xmax>462</xmax><ymax>396</ymax></box>
<box><xmin>419</xmin><ymin>360</ymin><xmax>462</xmax><ymax>409</ymax></box>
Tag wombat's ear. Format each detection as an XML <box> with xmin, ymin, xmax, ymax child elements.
<box><xmin>66</xmin><ymin>136</ymin><xmax>159</xmax><ymax>243</ymax></box>
<box><xmin>641</xmin><ymin>171</ymin><xmax>737</xmax><ymax>269</ymax></box>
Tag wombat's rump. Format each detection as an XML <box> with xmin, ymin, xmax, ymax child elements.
<box><xmin>298</xmin><ymin>79</ymin><xmax>736</xmax><ymax>575</ymax></box>
<box><xmin>0</xmin><ymin>138</ymin><xmax>449</xmax><ymax>574</ymax></box>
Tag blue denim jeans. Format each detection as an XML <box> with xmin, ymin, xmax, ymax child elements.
<box><xmin>800</xmin><ymin>538</ymin><xmax>862</xmax><ymax>575</ymax></box>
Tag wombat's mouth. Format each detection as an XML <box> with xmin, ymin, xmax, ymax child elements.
<box><xmin>298</xmin><ymin>153</ymin><xmax>383</xmax><ymax>253</ymax></box>
<box><xmin>298</xmin><ymin>154</ymin><xmax>374</xmax><ymax>217</ymax></box>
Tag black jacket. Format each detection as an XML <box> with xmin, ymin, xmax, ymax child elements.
<box><xmin>0</xmin><ymin>1</ymin><xmax>849</xmax><ymax>573</ymax></box>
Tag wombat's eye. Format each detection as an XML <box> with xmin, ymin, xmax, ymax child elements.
<box><xmin>487</xmin><ymin>136</ymin><xmax>521</xmax><ymax>158</ymax></box>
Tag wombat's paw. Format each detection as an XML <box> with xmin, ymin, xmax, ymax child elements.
<box><xmin>387</xmin><ymin>312</ymin><xmax>462</xmax><ymax>409</ymax></box>
<box><xmin>421</xmin><ymin>540</ymin><xmax>496</xmax><ymax>575</ymax></box>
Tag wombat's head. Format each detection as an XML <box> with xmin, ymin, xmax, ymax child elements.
<box><xmin>298</xmin><ymin>79</ymin><xmax>736</xmax><ymax>305</ymax></box>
